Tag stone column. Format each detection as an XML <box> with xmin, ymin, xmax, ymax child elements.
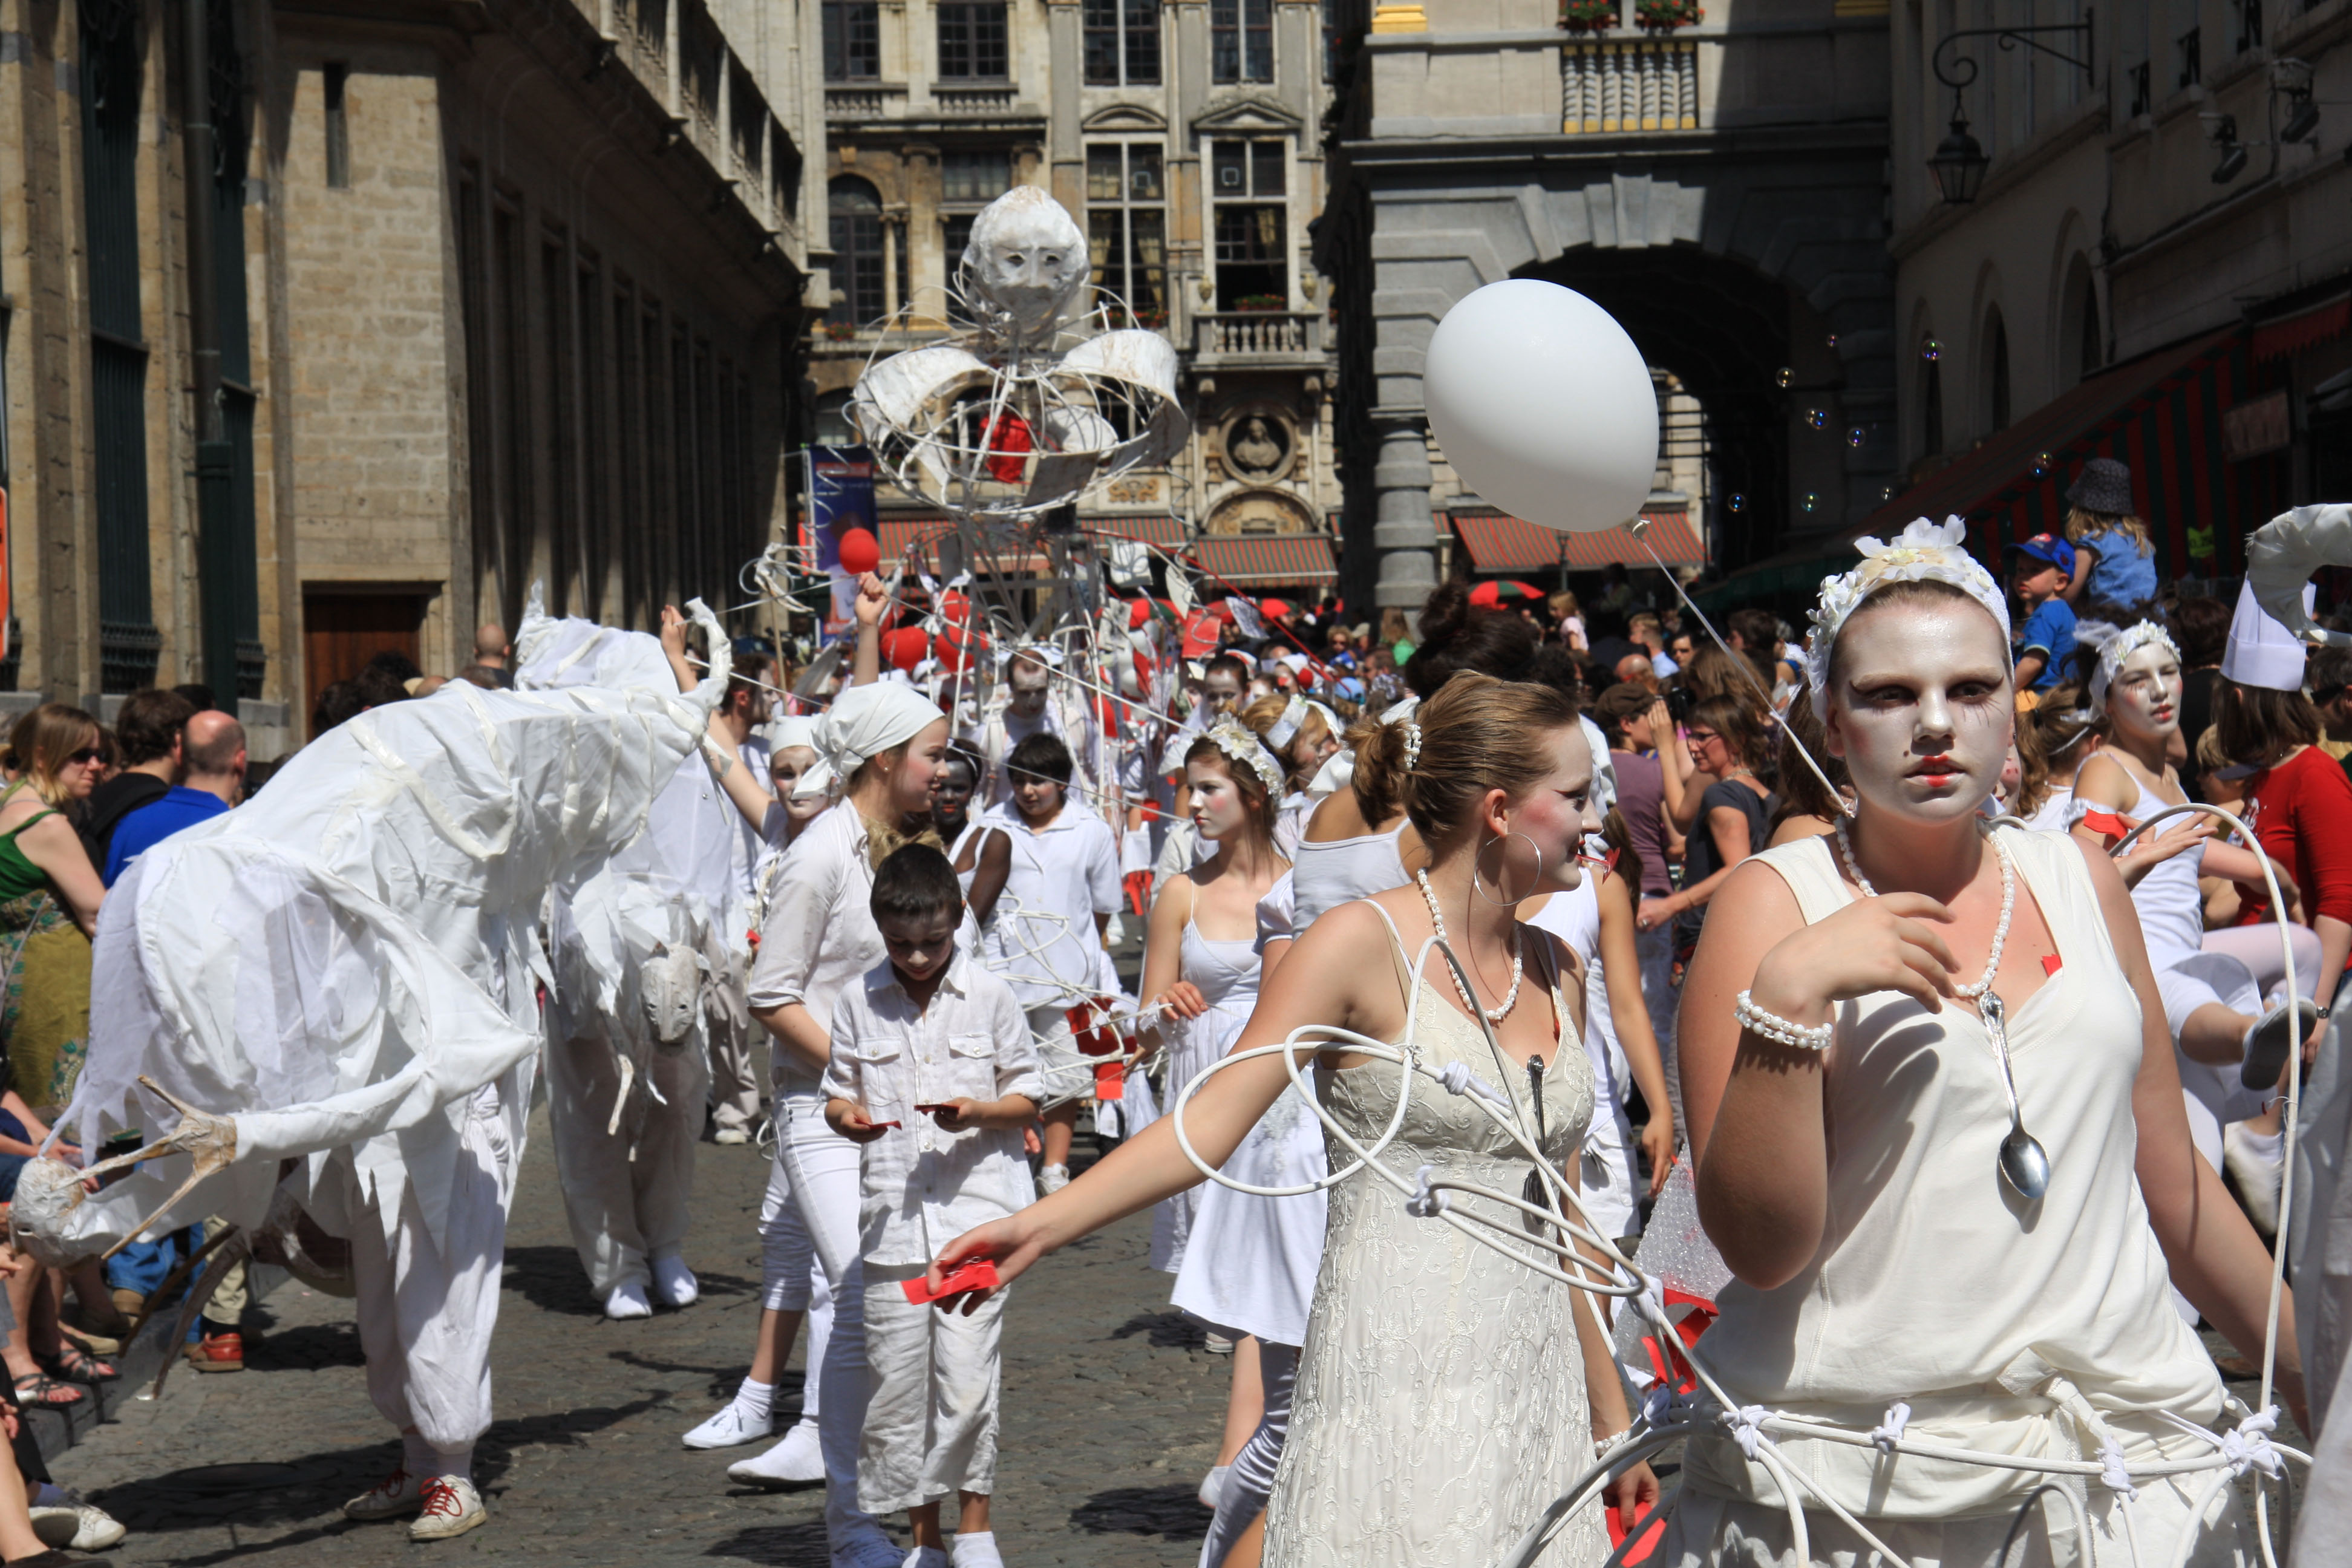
<box><xmin>1372</xmin><ymin>417</ymin><xmax>1437</xmax><ymax>610</ymax></box>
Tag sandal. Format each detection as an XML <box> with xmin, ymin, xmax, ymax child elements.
<box><xmin>41</xmin><ymin>1345</ymin><xmax>117</xmax><ymax>1384</ymax></box>
<box><xmin>11</xmin><ymin>1371</ymin><xmax>85</xmax><ymax>1408</ymax></box>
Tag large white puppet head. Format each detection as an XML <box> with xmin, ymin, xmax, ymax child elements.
<box><xmin>958</xmin><ymin>186</ymin><xmax>1090</xmax><ymax>341</ymax></box>
<box><xmin>1810</xmin><ymin>517</ymin><xmax>2016</xmax><ymax>828</ymax></box>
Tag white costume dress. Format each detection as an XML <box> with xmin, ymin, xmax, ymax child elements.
<box><xmin>1261</xmin><ymin>907</ymin><xmax>1603</xmax><ymax>1568</ymax></box>
<box><xmin>1149</xmin><ymin>913</ymin><xmax>1263</xmax><ymax>1273</ymax></box>
<box><xmin>1525</xmin><ymin>878</ymin><xmax>1642</xmax><ymax>1242</ymax></box>
<box><xmin>1662</xmin><ymin>830</ymin><xmax>2245</xmax><ymax>1567</ymax></box>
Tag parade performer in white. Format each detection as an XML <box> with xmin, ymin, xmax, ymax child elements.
<box><xmin>930</xmin><ymin>674</ymin><xmax>1655</xmax><ymax>1567</ymax></box>
<box><xmin>1668</xmin><ymin>519</ymin><xmax>2302</xmax><ymax>1566</ymax></box>
<box><xmin>15</xmin><ymin>596</ymin><xmax>734</xmax><ymax>1543</ymax></box>
<box><xmin>739</xmin><ymin>678</ymin><xmax>952</xmax><ymax>1568</ymax></box>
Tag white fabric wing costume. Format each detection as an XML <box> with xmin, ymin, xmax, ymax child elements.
<box><xmin>21</xmin><ymin>603</ymin><xmax>732</xmax><ymax>1263</ymax></box>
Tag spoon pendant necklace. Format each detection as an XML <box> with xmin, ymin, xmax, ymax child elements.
<box><xmin>1833</xmin><ymin>822</ymin><xmax>2053</xmax><ymax>1201</ymax></box>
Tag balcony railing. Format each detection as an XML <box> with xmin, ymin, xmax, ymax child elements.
<box><xmin>933</xmin><ymin>83</ymin><xmax>1019</xmax><ymax>115</ymax></box>
<box><xmin>826</xmin><ymin>83</ymin><xmax>907</xmax><ymax>118</ymax></box>
<box><xmin>1194</xmin><ymin>312</ymin><xmax>1326</xmax><ymax>361</ymax></box>
<box><xmin>1562</xmin><ymin>37</ymin><xmax>1697</xmax><ymax>133</ymax></box>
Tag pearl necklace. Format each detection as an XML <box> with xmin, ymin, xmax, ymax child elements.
<box><xmin>1832</xmin><ymin>816</ymin><xmax>2015</xmax><ymax>1001</ymax></box>
<box><xmin>1414</xmin><ymin>869</ymin><xmax>1523</xmax><ymax>1024</ymax></box>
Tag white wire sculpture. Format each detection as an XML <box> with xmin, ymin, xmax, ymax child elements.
<box><xmin>1163</xmin><ymin>809</ymin><xmax>2315</xmax><ymax>1568</ymax></box>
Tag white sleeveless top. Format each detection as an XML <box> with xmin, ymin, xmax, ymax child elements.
<box><xmin>1292</xmin><ymin>824</ymin><xmax>1407</xmax><ymax>927</ymax></box>
<box><xmin>2112</xmin><ymin>768</ymin><xmax>2205</xmax><ymax>966</ymax></box>
<box><xmin>1684</xmin><ymin>828</ymin><xmax>2222</xmax><ymax>1518</ymax></box>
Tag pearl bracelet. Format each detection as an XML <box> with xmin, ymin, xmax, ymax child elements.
<box><xmin>1734</xmin><ymin>990</ymin><xmax>1834</xmax><ymax>1051</ymax></box>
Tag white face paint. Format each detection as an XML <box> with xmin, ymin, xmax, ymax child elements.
<box><xmin>1486</xmin><ymin>723</ymin><xmax>1599</xmax><ymax>897</ymax></box>
<box><xmin>1185</xmin><ymin>756</ymin><xmax>1253</xmax><ymax>843</ymax></box>
<box><xmin>2105</xmin><ymin>644</ymin><xmax>2183</xmax><ymax>745</ymax></box>
<box><xmin>1824</xmin><ymin>599</ymin><xmax>2013</xmax><ymax>826</ymax></box>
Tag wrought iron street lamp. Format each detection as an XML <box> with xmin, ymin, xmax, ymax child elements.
<box><xmin>1929</xmin><ymin>15</ymin><xmax>2095</xmax><ymax>205</ymax></box>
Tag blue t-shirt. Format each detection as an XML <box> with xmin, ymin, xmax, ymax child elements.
<box><xmin>2015</xmin><ymin>597</ymin><xmax>2077</xmax><ymax>691</ymax></box>
<box><xmin>103</xmin><ymin>786</ymin><xmax>230</xmax><ymax>886</ymax></box>
<box><xmin>2078</xmin><ymin>528</ymin><xmax>2159</xmax><ymax>610</ymax></box>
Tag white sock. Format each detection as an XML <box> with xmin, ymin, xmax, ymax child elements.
<box><xmin>402</xmin><ymin>1433</ymin><xmax>436</xmax><ymax>1477</ymax></box>
<box><xmin>2240</xmin><ymin>1128</ymin><xmax>2285</xmax><ymax>1163</ymax></box>
<box><xmin>430</xmin><ymin>1443</ymin><xmax>474</xmax><ymax>1483</ymax></box>
<box><xmin>952</xmin><ymin>1529</ymin><xmax>1004</xmax><ymax>1568</ymax></box>
<box><xmin>735</xmin><ymin>1377</ymin><xmax>776</xmax><ymax>1425</ymax></box>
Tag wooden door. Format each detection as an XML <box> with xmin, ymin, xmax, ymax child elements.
<box><xmin>301</xmin><ymin>588</ymin><xmax>429</xmax><ymax>740</ymax></box>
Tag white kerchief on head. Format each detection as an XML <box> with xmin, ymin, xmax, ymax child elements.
<box><xmin>2221</xmin><ymin>578</ymin><xmax>2314</xmax><ymax>694</ymax></box>
<box><xmin>1805</xmin><ymin>516</ymin><xmax>2011</xmax><ymax>720</ymax></box>
<box><xmin>769</xmin><ymin>715</ymin><xmax>821</xmax><ymax>754</ymax></box>
<box><xmin>799</xmin><ymin>682</ymin><xmax>944</xmax><ymax>801</ymax></box>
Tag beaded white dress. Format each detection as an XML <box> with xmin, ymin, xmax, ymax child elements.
<box><xmin>1261</xmin><ymin>904</ymin><xmax>1606</xmax><ymax>1568</ymax></box>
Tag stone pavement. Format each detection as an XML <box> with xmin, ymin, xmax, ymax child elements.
<box><xmin>48</xmin><ymin>1111</ymin><xmax>1227</xmax><ymax>1565</ymax></box>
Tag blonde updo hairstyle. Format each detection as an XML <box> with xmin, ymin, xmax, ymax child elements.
<box><xmin>1351</xmin><ymin>674</ymin><xmax>1581</xmax><ymax>852</ymax></box>
<box><xmin>1240</xmin><ymin>692</ymin><xmax>1331</xmax><ymax>790</ymax></box>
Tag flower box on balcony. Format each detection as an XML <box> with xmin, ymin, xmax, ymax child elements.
<box><xmin>1232</xmin><ymin>294</ymin><xmax>1288</xmax><ymax>313</ymax></box>
<box><xmin>1634</xmin><ymin>0</ymin><xmax>1700</xmax><ymax>30</ymax></box>
<box><xmin>1560</xmin><ymin>0</ymin><xmax>1619</xmax><ymax>31</ymax></box>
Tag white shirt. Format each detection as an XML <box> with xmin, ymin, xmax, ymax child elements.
<box><xmin>981</xmin><ymin>801</ymin><xmax>1122</xmax><ymax>1010</ymax></box>
<box><xmin>747</xmin><ymin>803</ymin><xmax>884</xmax><ymax>1093</ymax></box>
<box><xmin>820</xmin><ymin>952</ymin><xmax>1040</xmax><ymax>1266</ymax></box>
<box><xmin>724</xmin><ymin>733</ymin><xmax>773</xmax><ymax>900</ymax></box>
<box><xmin>967</xmin><ymin>696</ymin><xmax>1100</xmax><ymax>811</ymax></box>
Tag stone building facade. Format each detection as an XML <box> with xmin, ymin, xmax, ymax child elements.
<box><xmin>1319</xmin><ymin>0</ymin><xmax>1900</xmax><ymax>610</ymax></box>
<box><xmin>0</xmin><ymin>0</ymin><xmax>818</xmax><ymax>753</ymax></box>
<box><xmin>806</xmin><ymin>0</ymin><xmax>1344</xmax><ymax>592</ymax></box>
<box><xmin>1874</xmin><ymin>0</ymin><xmax>2352</xmax><ymax>579</ymax></box>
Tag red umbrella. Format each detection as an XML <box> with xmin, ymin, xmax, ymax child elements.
<box><xmin>1469</xmin><ymin>580</ymin><xmax>1546</xmax><ymax>607</ymax></box>
<box><xmin>1261</xmin><ymin>598</ymin><xmax>1293</xmax><ymax>620</ymax></box>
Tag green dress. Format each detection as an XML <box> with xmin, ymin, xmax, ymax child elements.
<box><xmin>0</xmin><ymin>785</ymin><xmax>92</xmax><ymax>1111</ymax></box>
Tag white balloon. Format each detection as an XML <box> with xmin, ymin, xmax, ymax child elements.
<box><xmin>1423</xmin><ymin>279</ymin><xmax>1659</xmax><ymax>535</ymax></box>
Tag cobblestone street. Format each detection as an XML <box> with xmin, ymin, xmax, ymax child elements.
<box><xmin>48</xmin><ymin>1112</ymin><xmax>1226</xmax><ymax>1566</ymax></box>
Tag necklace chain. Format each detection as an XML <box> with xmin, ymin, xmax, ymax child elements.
<box><xmin>1832</xmin><ymin>817</ymin><xmax>2015</xmax><ymax>1002</ymax></box>
<box><xmin>1414</xmin><ymin>870</ymin><xmax>1523</xmax><ymax>1024</ymax></box>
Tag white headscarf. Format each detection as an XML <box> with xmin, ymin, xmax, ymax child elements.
<box><xmin>797</xmin><ymin>683</ymin><xmax>944</xmax><ymax>802</ymax></box>
<box><xmin>768</xmin><ymin>714</ymin><xmax>822</xmax><ymax>755</ymax></box>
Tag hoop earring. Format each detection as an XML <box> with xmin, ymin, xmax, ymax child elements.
<box><xmin>1472</xmin><ymin>831</ymin><xmax>1544</xmax><ymax>907</ymax></box>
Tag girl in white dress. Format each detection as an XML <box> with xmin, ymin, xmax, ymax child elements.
<box><xmin>1671</xmin><ymin>521</ymin><xmax>2301</xmax><ymax>1567</ymax></box>
<box><xmin>932</xmin><ymin>674</ymin><xmax>1656</xmax><ymax>1567</ymax></box>
<box><xmin>1136</xmin><ymin>719</ymin><xmax>1290</xmax><ymax>1275</ymax></box>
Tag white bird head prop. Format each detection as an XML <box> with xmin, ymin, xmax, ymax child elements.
<box><xmin>2245</xmin><ymin>505</ymin><xmax>2352</xmax><ymax>647</ymax></box>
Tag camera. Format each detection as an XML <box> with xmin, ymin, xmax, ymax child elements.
<box><xmin>1665</xmin><ymin>686</ymin><xmax>1696</xmax><ymax>724</ymax></box>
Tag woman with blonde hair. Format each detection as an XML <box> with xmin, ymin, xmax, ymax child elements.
<box><xmin>935</xmin><ymin>672</ymin><xmax>1655</xmax><ymax>1567</ymax></box>
<box><xmin>1240</xmin><ymin>691</ymin><xmax>1341</xmax><ymax>858</ymax></box>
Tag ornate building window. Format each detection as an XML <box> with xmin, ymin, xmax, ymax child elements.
<box><xmin>1209</xmin><ymin>139</ymin><xmax>1285</xmax><ymax>310</ymax></box>
<box><xmin>1085</xmin><ymin>144</ymin><xmax>1167</xmax><ymax>325</ymax></box>
<box><xmin>823</xmin><ymin>0</ymin><xmax>880</xmax><ymax>80</ymax></box>
<box><xmin>1085</xmin><ymin>0</ymin><xmax>1160</xmax><ymax>85</ymax></box>
<box><xmin>1212</xmin><ymin>0</ymin><xmax>1273</xmax><ymax>83</ymax></box>
<box><xmin>938</xmin><ymin>2</ymin><xmax>1009</xmax><ymax>79</ymax></box>
<box><xmin>829</xmin><ymin>177</ymin><xmax>886</xmax><ymax>327</ymax></box>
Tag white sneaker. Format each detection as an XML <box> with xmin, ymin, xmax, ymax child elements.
<box><xmin>408</xmin><ymin>1474</ymin><xmax>486</xmax><ymax>1541</ymax></box>
<box><xmin>682</xmin><ymin>1399</ymin><xmax>771</xmax><ymax>1449</ymax></box>
<box><xmin>713</xmin><ymin>1126</ymin><xmax>752</xmax><ymax>1145</ymax></box>
<box><xmin>1039</xmin><ymin>1163</ymin><xmax>1070</xmax><ymax>1195</ymax></box>
<box><xmin>727</xmin><ymin>1419</ymin><xmax>826</xmax><ymax>1486</ymax></box>
<box><xmin>30</xmin><ymin>1500</ymin><xmax>127</xmax><ymax>1550</ymax></box>
<box><xmin>1198</xmin><ymin>1463</ymin><xmax>1229</xmax><ymax>1509</ymax></box>
<box><xmin>604</xmin><ymin>1278</ymin><xmax>653</xmax><ymax>1320</ymax></box>
<box><xmin>903</xmin><ymin>1547</ymin><xmax>949</xmax><ymax>1568</ymax></box>
<box><xmin>951</xmin><ymin>1530</ymin><xmax>1004</xmax><ymax>1568</ymax></box>
<box><xmin>2226</xmin><ymin>1123</ymin><xmax>2285</xmax><ymax>1234</ymax></box>
<box><xmin>342</xmin><ymin>1466</ymin><xmax>424</xmax><ymax>1521</ymax></box>
<box><xmin>651</xmin><ymin>1250</ymin><xmax>699</xmax><ymax>1307</ymax></box>
<box><xmin>1204</xmin><ymin>1331</ymin><xmax>1234</xmax><ymax>1355</ymax></box>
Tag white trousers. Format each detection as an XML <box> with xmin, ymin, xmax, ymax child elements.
<box><xmin>776</xmin><ymin>1089</ymin><xmax>875</xmax><ymax>1542</ymax></box>
<box><xmin>547</xmin><ymin>1033</ymin><xmax>705</xmax><ymax>1298</ymax></box>
<box><xmin>707</xmin><ymin>959</ymin><xmax>763</xmax><ymax>1134</ymax></box>
<box><xmin>350</xmin><ymin>1088</ymin><xmax>516</xmax><ymax>1461</ymax></box>
<box><xmin>759</xmin><ymin>1108</ymin><xmax>829</xmax><ymax>1428</ymax></box>
<box><xmin>859</xmin><ymin>1265</ymin><xmax>1005</xmax><ymax>1515</ymax></box>
<box><xmin>1201</xmin><ymin>1339</ymin><xmax>1298</xmax><ymax>1568</ymax></box>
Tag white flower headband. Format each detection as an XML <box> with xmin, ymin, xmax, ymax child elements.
<box><xmin>1805</xmin><ymin>516</ymin><xmax>2013</xmax><ymax>719</ymax></box>
<box><xmin>2089</xmin><ymin>620</ymin><xmax>2180</xmax><ymax>715</ymax></box>
<box><xmin>1206</xmin><ymin>717</ymin><xmax>1285</xmax><ymax>795</ymax></box>
<box><xmin>1264</xmin><ymin>695</ymin><xmax>1339</xmax><ymax>753</ymax></box>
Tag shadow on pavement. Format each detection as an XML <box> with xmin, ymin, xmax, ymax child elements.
<box><xmin>702</xmin><ymin>1518</ymin><xmax>837</xmax><ymax>1564</ymax></box>
<box><xmin>1106</xmin><ymin>1311</ymin><xmax>1208</xmax><ymax>1351</ymax></box>
<box><xmin>1071</xmin><ymin>1482</ymin><xmax>1211</xmax><ymax>1540</ymax></box>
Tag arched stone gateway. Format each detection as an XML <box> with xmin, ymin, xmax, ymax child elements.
<box><xmin>1318</xmin><ymin>13</ymin><xmax>1898</xmax><ymax>612</ymax></box>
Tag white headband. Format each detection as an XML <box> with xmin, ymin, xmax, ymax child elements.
<box><xmin>1266</xmin><ymin>694</ymin><xmax>1309</xmax><ymax>750</ymax></box>
<box><xmin>1805</xmin><ymin>515</ymin><xmax>2013</xmax><ymax>719</ymax></box>
<box><xmin>2089</xmin><ymin>621</ymin><xmax>2180</xmax><ymax>715</ymax></box>
<box><xmin>1204</xmin><ymin>717</ymin><xmax>1284</xmax><ymax>795</ymax></box>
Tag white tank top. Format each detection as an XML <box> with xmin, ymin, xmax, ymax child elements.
<box><xmin>1684</xmin><ymin>828</ymin><xmax>2222</xmax><ymax>1518</ymax></box>
<box><xmin>1523</xmin><ymin>880</ymin><xmax>1628</xmax><ymax>1117</ymax></box>
<box><xmin>1292</xmin><ymin>824</ymin><xmax>1408</xmax><ymax>927</ymax></box>
<box><xmin>2108</xmin><ymin>765</ymin><xmax>2205</xmax><ymax>966</ymax></box>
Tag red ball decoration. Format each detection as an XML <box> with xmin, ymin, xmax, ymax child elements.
<box><xmin>883</xmin><ymin>626</ymin><xmax>929</xmax><ymax>671</ymax></box>
<box><xmin>837</xmin><ymin>528</ymin><xmax>881</xmax><ymax>576</ymax></box>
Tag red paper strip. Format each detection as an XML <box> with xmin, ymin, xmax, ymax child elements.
<box><xmin>1607</xmin><ymin>1508</ymin><xmax>1668</xmax><ymax>1566</ymax></box>
<box><xmin>1094</xmin><ymin>1059</ymin><xmax>1125</xmax><ymax>1100</ymax></box>
<box><xmin>2042</xmin><ymin>953</ymin><xmax>2063</xmax><ymax>976</ymax></box>
<box><xmin>901</xmin><ymin>1259</ymin><xmax>1001</xmax><ymax>1305</ymax></box>
<box><xmin>2080</xmin><ymin>810</ymin><xmax>2129</xmax><ymax>838</ymax></box>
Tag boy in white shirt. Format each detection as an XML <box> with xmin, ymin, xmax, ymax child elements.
<box><xmin>824</xmin><ymin>845</ymin><xmax>1038</xmax><ymax>1568</ymax></box>
<box><xmin>978</xmin><ymin>731</ymin><xmax>1122</xmax><ymax>1193</ymax></box>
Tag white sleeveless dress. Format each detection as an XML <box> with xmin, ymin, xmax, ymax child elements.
<box><xmin>1262</xmin><ymin>907</ymin><xmax>1606</xmax><ymax>1568</ymax></box>
<box><xmin>1662</xmin><ymin>829</ymin><xmax>2244</xmax><ymax>1568</ymax></box>
<box><xmin>1150</xmin><ymin>917</ymin><xmax>1263</xmax><ymax>1273</ymax></box>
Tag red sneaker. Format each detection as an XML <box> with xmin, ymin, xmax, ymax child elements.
<box><xmin>183</xmin><ymin>1331</ymin><xmax>244</xmax><ymax>1373</ymax></box>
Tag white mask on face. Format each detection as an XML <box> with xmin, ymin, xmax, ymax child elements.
<box><xmin>1825</xmin><ymin>601</ymin><xmax>2014</xmax><ymax>827</ymax></box>
<box><xmin>2105</xmin><ymin>644</ymin><xmax>2183</xmax><ymax>744</ymax></box>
